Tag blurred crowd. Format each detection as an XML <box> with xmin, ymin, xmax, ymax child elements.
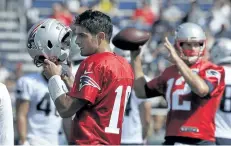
<box><xmin>1</xmin><ymin>0</ymin><xmax>231</xmax><ymax>145</ymax></box>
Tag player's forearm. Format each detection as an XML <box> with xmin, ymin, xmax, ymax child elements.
<box><xmin>49</xmin><ymin>75</ymin><xmax>85</xmax><ymax>118</ymax></box>
<box><xmin>48</xmin><ymin>75</ymin><xmax>74</xmax><ymax>117</ymax></box>
<box><xmin>17</xmin><ymin>116</ymin><xmax>27</xmax><ymax>144</ymax></box>
<box><xmin>54</xmin><ymin>94</ymin><xmax>74</xmax><ymax>118</ymax></box>
<box><xmin>131</xmin><ymin>55</ymin><xmax>147</xmax><ymax>98</ymax></box>
<box><xmin>175</xmin><ymin>57</ymin><xmax>209</xmax><ymax>97</ymax></box>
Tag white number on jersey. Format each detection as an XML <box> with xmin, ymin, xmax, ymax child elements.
<box><xmin>220</xmin><ymin>85</ymin><xmax>231</xmax><ymax>112</ymax></box>
<box><xmin>105</xmin><ymin>86</ymin><xmax>131</xmax><ymax>134</ymax></box>
<box><xmin>166</xmin><ymin>78</ymin><xmax>191</xmax><ymax>111</ymax></box>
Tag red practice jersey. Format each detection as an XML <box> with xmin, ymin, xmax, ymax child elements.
<box><xmin>146</xmin><ymin>60</ymin><xmax>225</xmax><ymax>142</ymax></box>
<box><xmin>68</xmin><ymin>52</ymin><xmax>134</xmax><ymax>145</ymax></box>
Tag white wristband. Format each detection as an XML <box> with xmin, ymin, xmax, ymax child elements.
<box><xmin>48</xmin><ymin>75</ymin><xmax>68</xmax><ymax>102</ymax></box>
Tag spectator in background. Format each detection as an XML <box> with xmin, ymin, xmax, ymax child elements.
<box><xmin>132</xmin><ymin>0</ymin><xmax>156</xmax><ymax>28</ymax></box>
<box><xmin>209</xmin><ymin>0</ymin><xmax>231</xmax><ymax>36</ymax></box>
<box><xmin>161</xmin><ymin>0</ymin><xmax>185</xmax><ymax>27</ymax></box>
<box><xmin>50</xmin><ymin>3</ymin><xmax>73</xmax><ymax>26</ymax></box>
<box><xmin>66</xmin><ymin>0</ymin><xmax>80</xmax><ymax>13</ymax></box>
<box><xmin>93</xmin><ymin>0</ymin><xmax>121</xmax><ymax>18</ymax></box>
<box><xmin>94</xmin><ymin>0</ymin><xmax>113</xmax><ymax>14</ymax></box>
<box><xmin>182</xmin><ymin>0</ymin><xmax>207</xmax><ymax>26</ymax></box>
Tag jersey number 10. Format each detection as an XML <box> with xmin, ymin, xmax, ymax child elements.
<box><xmin>105</xmin><ymin>85</ymin><xmax>131</xmax><ymax>134</ymax></box>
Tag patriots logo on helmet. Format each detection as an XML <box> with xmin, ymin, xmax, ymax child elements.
<box><xmin>27</xmin><ymin>20</ymin><xmax>45</xmax><ymax>49</ymax></box>
<box><xmin>79</xmin><ymin>74</ymin><xmax>101</xmax><ymax>91</ymax></box>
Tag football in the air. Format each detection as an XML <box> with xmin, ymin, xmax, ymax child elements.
<box><xmin>112</xmin><ymin>28</ymin><xmax>150</xmax><ymax>50</ymax></box>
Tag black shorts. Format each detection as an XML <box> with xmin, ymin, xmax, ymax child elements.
<box><xmin>163</xmin><ymin>136</ymin><xmax>215</xmax><ymax>145</ymax></box>
<box><xmin>216</xmin><ymin>137</ymin><xmax>231</xmax><ymax>145</ymax></box>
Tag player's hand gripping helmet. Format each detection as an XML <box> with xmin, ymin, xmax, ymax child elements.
<box><xmin>210</xmin><ymin>37</ymin><xmax>231</xmax><ymax>65</ymax></box>
<box><xmin>27</xmin><ymin>18</ymin><xmax>72</xmax><ymax>67</ymax></box>
<box><xmin>175</xmin><ymin>22</ymin><xmax>206</xmax><ymax>64</ymax></box>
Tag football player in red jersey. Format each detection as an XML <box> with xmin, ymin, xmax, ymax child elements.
<box><xmin>42</xmin><ymin>10</ymin><xmax>134</xmax><ymax>145</ymax></box>
<box><xmin>130</xmin><ymin>22</ymin><xmax>225</xmax><ymax>145</ymax></box>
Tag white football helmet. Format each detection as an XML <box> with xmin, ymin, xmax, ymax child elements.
<box><xmin>27</xmin><ymin>18</ymin><xmax>72</xmax><ymax>67</ymax></box>
<box><xmin>175</xmin><ymin>22</ymin><xmax>206</xmax><ymax>64</ymax></box>
<box><xmin>210</xmin><ymin>37</ymin><xmax>231</xmax><ymax>65</ymax></box>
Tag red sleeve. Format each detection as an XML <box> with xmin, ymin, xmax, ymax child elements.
<box><xmin>199</xmin><ymin>66</ymin><xmax>225</xmax><ymax>96</ymax></box>
<box><xmin>68</xmin><ymin>61</ymin><xmax>101</xmax><ymax>104</ymax></box>
<box><xmin>146</xmin><ymin>72</ymin><xmax>166</xmax><ymax>97</ymax></box>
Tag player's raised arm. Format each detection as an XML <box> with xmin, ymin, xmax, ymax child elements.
<box><xmin>130</xmin><ymin>49</ymin><xmax>147</xmax><ymax>98</ymax></box>
<box><xmin>130</xmin><ymin>49</ymin><xmax>165</xmax><ymax>99</ymax></box>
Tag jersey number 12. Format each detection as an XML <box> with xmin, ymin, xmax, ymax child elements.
<box><xmin>166</xmin><ymin>78</ymin><xmax>191</xmax><ymax>111</ymax></box>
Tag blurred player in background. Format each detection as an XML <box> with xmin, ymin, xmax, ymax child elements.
<box><xmin>130</xmin><ymin>22</ymin><xmax>225</xmax><ymax>145</ymax></box>
<box><xmin>114</xmin><ymin>48</ymin><xmax>152</xmax><ymax>145</ymax></box>
<box><xmin>28</xmin><ymin>10</ymin><xmax>134</xmax><ymax>145</ymax></box>
<box><xmin>0</xmin><ymin>83</ymin><xmax>14</xmax><ymax>145</ymax></box>
<box><xmin>15</xmin><ymin>68</ymin><xmax>63</xmax><ymax>145</ymax></box>
<box><xmin>210</xmin><ymin>37</ymin><xmax>231</xmax><ymax>145</ymax></box>
<box><xmin>16</xmin><ymin>18</ymin><xmax>72</xmax><ymax>145</ymax></box>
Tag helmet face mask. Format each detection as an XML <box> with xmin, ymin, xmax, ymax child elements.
<box><xmin>174</xmin><ymin>23</ymin><xmax>206</xmax><ymax>65</ymax></box>
<box><xmin>34</xmin><ymin>55</ymin><xmax>46</xmax><ymax>67</ymax></box>
<box><xmin>27</xmin><ymin>19</ymin><xmax>72</xmax><ymax>67</ymax></box>
<box><xmin>33</xmin><ymin>55</ymin><xmax>59</xmax><ymax>67</ymax></box>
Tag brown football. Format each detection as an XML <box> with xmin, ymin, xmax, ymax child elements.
<box><xmin>112</xmin><ymin>28</ymin><xmax>150</xmax><ymax>50</ymax></box>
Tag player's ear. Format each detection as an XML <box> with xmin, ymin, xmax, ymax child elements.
<box><xmin>97</xmin><ymin>32</ymin><xmax>106</xmax><ymax>41</ymax></box>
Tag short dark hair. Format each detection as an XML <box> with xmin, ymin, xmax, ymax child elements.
<box><xmin>74</xmin><ymin>10</ymin><xmax>113</xmax><ymax>42</ymax></box>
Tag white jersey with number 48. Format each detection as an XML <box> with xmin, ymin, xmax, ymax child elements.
<box><xmin>15</xmin><ymin>73</ymin><xmax>62</xmax><ymax>144</ymax></box>
<box><xmin>215</xmin><ymin>66</ymin><xmax>231</xmax><ymax>139</ymax></box>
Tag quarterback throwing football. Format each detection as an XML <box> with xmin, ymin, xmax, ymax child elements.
<box><xmin>130</xmin><ymin>22</ymin><xmax>225</xmax><ymax>145</ymax></box>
